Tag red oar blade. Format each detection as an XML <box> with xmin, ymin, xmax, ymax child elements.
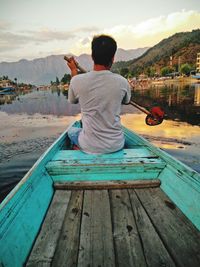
<box><xmin>145</xmin><ymin>114</ymin><xmax>163</xmax><ymax>126</ymax></box>
<box><xmin>130</xmin><ymin>101</ymin><xmax>165</xmax><ymax>126</ymax></box>
<box><xmin>150</xmin><ymin>106</ymin><xmax>165</xmax><ymax>118</ymax></box>
<box><xmin>145</xmin><ymin>106</ymin><xmax>165</xmax><ymax>126</ymax></box>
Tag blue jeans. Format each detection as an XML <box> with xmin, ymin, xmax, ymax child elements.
<box><xmin>68</xmin><ymin>127</ymin><xmax>82</xmax><ymax>146</ymax></box>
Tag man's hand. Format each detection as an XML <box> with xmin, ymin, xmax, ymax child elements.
<box><xmin>66</xmin><ymin>57</ymin><xmax>78</xmax><ymax>77</ymax></box>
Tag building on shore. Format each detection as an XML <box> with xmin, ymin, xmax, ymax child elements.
<box><xmin>0</xmin><ymin>79</ymin><xmax>12</xmax><ymax>88</ymax></box>
<box><xmin>196</xmin><ymin>52</ymin><xmax>200</xmax><ymax>73</ymax></box>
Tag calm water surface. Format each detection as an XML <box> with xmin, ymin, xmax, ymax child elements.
<box><xmin>0</xmin><ymin>84</ymin><xmax>199</xmax><ymax>202</ymax></box>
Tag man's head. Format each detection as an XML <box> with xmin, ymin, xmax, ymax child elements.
<box><xmin>91</xmin><ymin>35</ymin><xmax>117</xmax><ymax>67</ymax></box>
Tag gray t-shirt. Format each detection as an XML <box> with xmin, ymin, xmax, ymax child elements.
<box><xmin>68</xmin><ymin>70</ymin><xmax>131</xmax><ymax>154</ymax></box>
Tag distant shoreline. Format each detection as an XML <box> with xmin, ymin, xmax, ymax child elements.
<box><xmin>151</xmin><ymin>77</ymin><xmax>200</xmax><ymax>85</ymax></box>
<box><xmin>128</xmin><ymin>76</ymin><xmax>200</xmax><ymax>90</ymax></box>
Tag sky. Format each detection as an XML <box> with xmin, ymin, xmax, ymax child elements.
<box><xmin>0</xmin><ymin>0</ymin><xmax>200</xmax><ymax>62</ymax></box>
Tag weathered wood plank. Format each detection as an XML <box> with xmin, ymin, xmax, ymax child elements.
<box><xmin>52</xmin><ymin>148</ymin><xmax>156</xmax><ymax>161</ymax></box>
<box><xmin>54</xmin><ymin>179</ymin><xmax>161</xmax><ymax>190</ymax></box>
<box><xmin>78</xmin><ymin>190</ymin><xmax>115</xmax><ymax>267</ymax></box>
<box><xmin>51</xmin><ymin>171</ymin><xmax>162</xmax><ymax>182</ymax></box>
<box><xmin>46</xmin><ymin>149</ymin><xmax>165</xmax><ymax>179</ymax></box>
<box><xmin>109</xmin><ymin>189</ymin><xmax>147</xmax><ymax>266</ymax></box>
<box><xmin>27</xmin><ymin>262</ymin><xmax>51</xmax><ymax>267</ymax></box>
<box><xmin>135</xmin><ymin>188</ymin><xmax>200</xmax><ymax>267</ymax></box>
<box><xmin>51</xmin><ymin>190</ymin><xmax>83</xmax><ymax>267</ymax></box>
<box><xmin>159</xmin><ymin>166</ymin><xmax>200</xmax><ymax>231</ymax></box>
<box><xmin>47</xmin><ymin>162</ymin><xmax>165</xmax><ymax>178</ymax></box>
<box><xmin>26</xmin><ymin>190</ymin><xmax>71</xmax><ymax>267</ymax></box>
<box><xmin>128</xmin><ymin>189</ymin><xmax>176</xmax><ymax>267</ymax></box>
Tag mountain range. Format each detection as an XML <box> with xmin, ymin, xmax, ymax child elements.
<box><xmin>0</xmin><ymin>48</ymin><xmax>148</xmax><ymax>85</ymax></box>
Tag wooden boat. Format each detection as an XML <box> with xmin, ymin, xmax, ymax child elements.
<box><xmin>192</xmin><ymin>73</ymin><xmax>200</xmax><ymax>80</ymax></box>
<box><xmin>0</xmin><ymin>120</ymin><xmax>200</xmax><ymax>267</ymax></box>
<box><xmin>0</xmin><ymin>87</ymin><xmax>15</xmax><ymax>95</ymax></box>
<box><xmin>0</xmin><ymin>86</ymin><xmax>15</xmax><ymax>92</ymax></box>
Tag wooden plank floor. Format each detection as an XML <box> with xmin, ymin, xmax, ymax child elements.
<box><xmin>27</xmin><ymin>187</ymin><xmax>200</xmax><ymax>267</ymax></box>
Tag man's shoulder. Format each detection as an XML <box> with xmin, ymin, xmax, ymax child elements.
<box><xmin>71</xmin><ymin>72</ymin><xmax>89</xmax><ymax>83</ymax></box>
<box><xmin>111</xmin><ymin>73</ymin><xmax>129</xmax><ymax>84</ymax></box>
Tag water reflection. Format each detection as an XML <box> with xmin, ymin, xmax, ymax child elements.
<box><xmin>121</xmin><ymin>113</ymin><xmax>200</xmax><ymax>172</ymax></box>
<box><xmin>0</xmin><ymin>87</ymin><xmax>79</xmax><ymax>116</ymax></box>
<box><xmin>0</xmin><ymin>87</ymin><xmax>32</xmax><ymax>106</ymax></box>
<box><xmin>132</xmin><ymin>83</ymin><xmax>200</xmax><ymax>125</ymax></box>
<box><xmin>194</xmin><ymin>85</ymin><xmax>200</xmax><ymax>106</ymax></box>
<box><xmin>122</xmin><ymin>114</ymin><xmax>200</xmax><ymax>146</ymax></box>
<box><xmin>0</xmin><ymin>83</ymin><xmax>200</xmax><ymax>125</ymax></box>
<box><xmin>0</xmin><ymin>94</ymin><xmax>16</xmax><ymax>105</ymax></box>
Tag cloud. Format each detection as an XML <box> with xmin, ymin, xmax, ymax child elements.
<box><xmin>0</xmin><ymin>29</ymin><xmax>76</xmax><ymax>50</ymax></box>
<box><xmin>31</xmin><ymin>26</ymin><xmax>99</xmax><ymax>42</ymax></box>
<box><xmin>80</xmin><ymin>37</ymin><xmax>90</xmax><ymax>45</ymax></box>
<box><xmin>0</xmin><ymin>32</ymin><xmax>34</xmax><ymax>52</ymax></box>
<box><xmin>131</xmin><ymin>10</ymin><xmax>200</xmax><ymax>37</ymax></box>
<box><xmin>74</xmin><ymin>26</ymin><xmax>100</xmax><ymax>33</ymax></box>
<box><xmin>0</xmin><ymin>24</ymin><xmax>100</xmax><ymax>55</ymax></box>
<box><xmin>70</xmin><ymin>10</ymin><xmax>200</xmax><ymax>55</ymax></box>
<box><xmin>0</xmin><ymin>19</ymin><xmax>11</xmax><ymax>30</ymax></box>
<box><xmin>107</xmin><ymin>10</ymin><xmax>200</xmax><ymax>48</ymax></box>
<box><xmin>32</xmin><ymin>29</ymin><xmax>75</xmax><ymax>42</ymax></box>
<box><xmin>0</xmin><ymin>24</ymin><xmax>100</xmax><ymax>61</ymax></box>
<box><xmin>0</xmin><ymin>10</ymin><xmax>200</xmax><ymax>61</ymax></box>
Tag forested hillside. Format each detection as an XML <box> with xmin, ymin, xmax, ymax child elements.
<box><xmin>112</xmin><ymin>29</ymin><xmax>200</xmax><ymax>76</ymax></box>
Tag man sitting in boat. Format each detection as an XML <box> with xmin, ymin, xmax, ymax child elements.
<box><xmin>67</xmin><ymin>34</ymin><xmax>131</xmax><ymax>154</ymax></box>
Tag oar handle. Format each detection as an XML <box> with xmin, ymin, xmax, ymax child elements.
<box><xmin>129</xmin><ymin>101</ymin><xmax>150</xmax><ymax>115</ymax></box>
<box><xmin>64</xmin><ymin>56</ymin><xmax>87</xmax><ymax>73</ymax></box>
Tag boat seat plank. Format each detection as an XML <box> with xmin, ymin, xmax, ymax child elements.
<box><xmin>26</xmin><ymin>190</ymin><xmax>71</xmax><ymax>267</ymax></box>
<box><xmin>51</xmin><ymin>190</ymin><xmax>83</xmax><ymax>267</ymax></box>
<box><xmin>46</xmin><ymin>149</ymin><xmax>166</xmax><ymax>180</ymax></box>
<box><xmin>128</xmin><ymin>189</ymin><xmax>176</xmax><ymax>267</ymax></box>
<box><xmin>135</xmin><ymin>188</ymin><xmax>200</xmax><ymax>267</ymax></box>
<box><xmin>54</xmin><ymin>179</ymin><xmax>161</xmax><ymax>190</ymax></box>
<box><xmin>109</xmin><ymin>189</ymin><xmax>147</xmax><ymax>266</ymax></box>
<box><xmin>53</xmin><ymin>148</ymin><xmax>156</xmax><ymax>160</ymax></box>
<box><xmin>77</xmin><ymin>190</ymin><xmax>115</xmax><ymax>266</ymax></box>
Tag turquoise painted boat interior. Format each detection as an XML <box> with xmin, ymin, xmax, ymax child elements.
<box><xmin>0</xmin><ymin>120</ymin><xmax>200</xmax><ymax>267</ymax></box>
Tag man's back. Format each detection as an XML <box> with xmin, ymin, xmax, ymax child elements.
<box><xmin>69</xmin><ymin>70</ymin><xmax>131</xmax><ymax>154</ymax></box>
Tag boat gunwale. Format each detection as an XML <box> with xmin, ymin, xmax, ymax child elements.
<box><xmin>123</xmin><ymin>127</ymin><xmax>200</xmax><ymax>185</ymax></box>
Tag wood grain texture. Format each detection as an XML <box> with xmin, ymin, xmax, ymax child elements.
<box><xmin>26</xmin><ymin>190</ymin><xmax>71</xmax><ymax>266</ymax></box>
<box><xmin>135</xmin><ymin>187</ymin><xmax>200</xmax><ymax>267</ymax></box>
<box><xmin>129</xmin><ymin>189</ymin><xmax>175</xmax><ymax>267</ymax></box>
<box><xmin>54</xmin><ymin>179</ymin><xmax>161</xmax><ymax>190</ymax></box>
<box><xmin>109</xmin><ymin>189</ymin><xmax>147</xmax><ymax>267</ymax></box>
<box><xmin>51</xmin><ymin>191</ymin><xmax>83</xmax><ymax>267</ymax></box>
<box><xmin>78</xmin><ymin>190</ymin><xmax>115</xmax><ymax>267</ymax></box>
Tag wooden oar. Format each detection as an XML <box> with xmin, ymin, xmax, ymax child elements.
<box><xmin>129</xmin><ymin>101</ymin><xmax>164</xmax><ymax>126</ymax></box>
<box><xmin>64</xmin><ymin>56</ymin><xmax>86</xmax><ymax>74</ymax></box>
<box><xmin>129</xmin><ymin>101</ymin><xmax>150</xmax><ymax>115</ymax></box>
<box><xmin>64</xmin><ymin>56</ymin><xmax>164</xmax><ymax>125</ymax></box>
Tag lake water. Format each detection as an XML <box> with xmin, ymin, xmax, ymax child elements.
<box><xmin>0</xmin><ymin>83</ymin><xmax>200</xmax><ymax>202</ymax></box>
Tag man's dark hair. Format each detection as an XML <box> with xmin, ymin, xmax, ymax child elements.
<box><xmin>91</xmin><ymin>35</ymin><xmax>117</xmax><ymax>67</ymax></box>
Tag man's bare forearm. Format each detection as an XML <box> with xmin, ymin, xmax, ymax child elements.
<box><xmin>70</xmin><ymin>69</ymin><xmax>78</xmax><ymax>77</ymax></box>
<box><xmin>66</xmin><ymin>57</ymin><xmax>78</xmax><ymax>77</ymax></box>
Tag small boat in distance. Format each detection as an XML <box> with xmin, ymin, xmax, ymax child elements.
<box><xmin>0</xmin><ymin>87</ymin><xmax>15</xmax><ymax>95</ymax></box>
<box><xmin>0</xmin><ymin>86</ymin><xmax>15</xmax><ymax>91</ymax></box>
<box><xmin>192</xmin><ymin>73</ymin><xmax>200</xmax><ymax>79</ymax></box>
<box><xmin>0</xmin><ymin>121</ymin><xmax>200</xmax><ymax>266</ymax></box>
<box><xmin>0</xmin><ymin>78</ymin><xmax>16</xmax><ymax>94</ymax></box>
